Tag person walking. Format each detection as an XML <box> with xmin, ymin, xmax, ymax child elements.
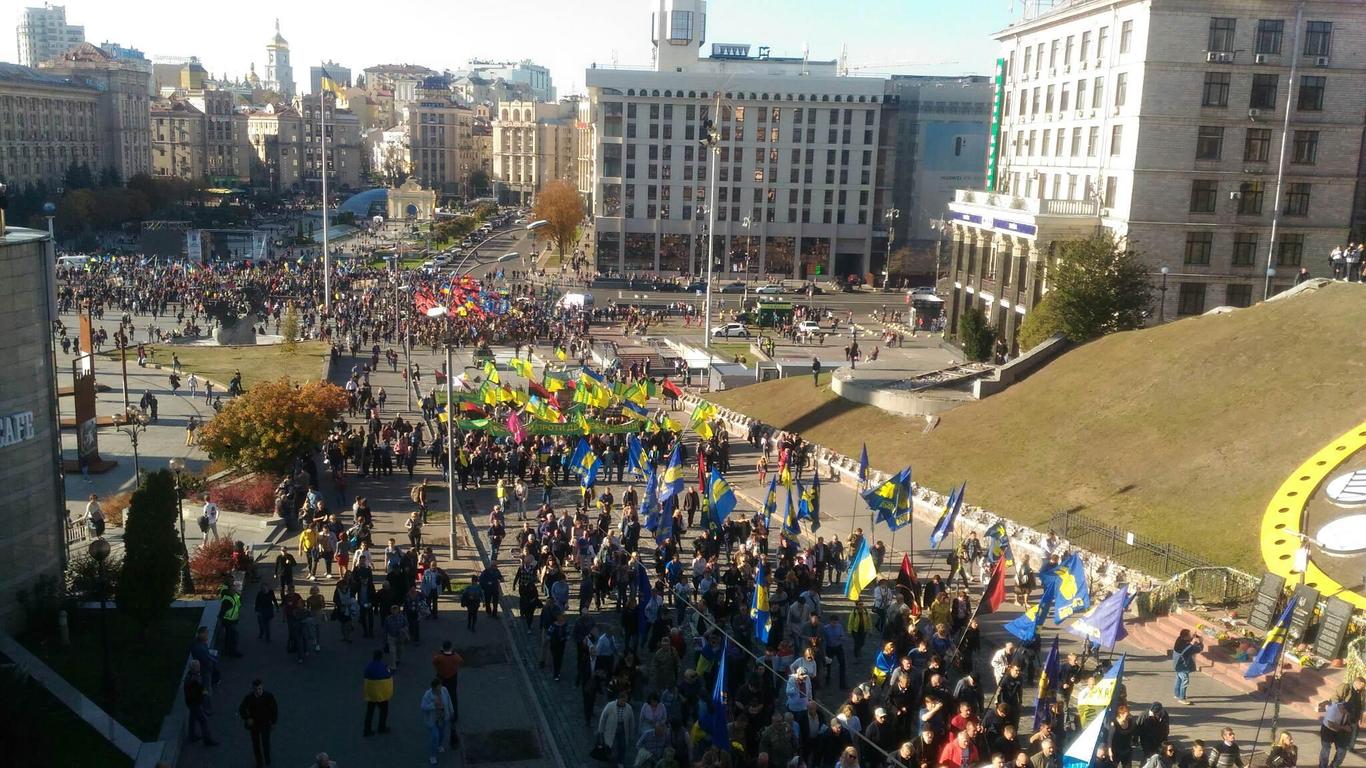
<box><xmin>432</xmin><ymin>640</ymin><xmax>464</xmax><ymax>747</ymax></box>
<box><xmin>460</xmin><ymin>575</ymin><xmax>484</xmax><ymax>632</ymax></box>
<box><xmin>384</xmin><ymin>604</ymin><xmax>409</xmax><ymax>668</ymax></box>
<box><xmin>1172</xmin><ymin>629</ymin><xmax>1203</xmax><ymax>705</ymax></box>
<box><xmin>183</xmin><ymin>659</ymin><xmax>218</xmax><ymax>747</ymax></box>
<box><xmin>254</xmin><ymin>584</ymin><xmax>278</xmax><ymax>642</ymax></box>
<box><xmin>201</xmin><ymin>495</ymin><xmax>220</xmax><ymax>540</ymax></box>
<box><xmin>237</xmin><ymin>678</ymin><xmax>278</xmax><ymax>768</ymax></box>
<box><xmin>811</xmin><ymin>357</ymin><xmax>822</xmax><ymax>387</ymax></box>
<box><xmin>84</xmin><ymin>494</ymin><xmax>105</xmax><ymax>537</ymax></box>
<box><xmin>596</xmin><ymin>688</ymin><xmax>637</xmax><ymax>768</ymax></box>
<box><xmin>420</xmin><ymin>678</ymin><xmax>454</xmax><ymax>765</ymax></box>
<box><xmin>218</xmin><ymin>582</ymin><xmax>243</xmax><ymax>658</ymax></box>
<box><xmin>363</xmin><ymin>649</ymin><xmax>394</xmax><ymax>737</ymax></box>
<box><xmin>1320</xmin><ymin>696</ymin><xmax>1353</xmax><ymax>768</ymax></box>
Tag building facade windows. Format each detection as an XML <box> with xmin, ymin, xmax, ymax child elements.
<box><xmin>1190</xmin><ymin>179</ymin><xmax>1218</xmax><ymax>213</ymax></box>
<box><xmin>1202</xmin><ymin>72</ymin><xmax>1231</xmax><ymax>107</ymax></box>
<box><xmin>1184</xmin><ymin>231</ymin><xmax>1213</xmax><ymax>265</ymax></box>
<box><xmin>1256</xmin><ymin>19</ymin><xmax>1284</xmax><ymax>54</ymax></box>
<box><xmin>1177</xmin><ymin>282</ymin><xmax>1207</xmax><ymax>315</ymax></box>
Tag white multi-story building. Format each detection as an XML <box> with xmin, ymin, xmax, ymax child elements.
<box><xmin>263</xmin><ymin>19</ymin><xmax>295</xmax><ymax>98</ymax></box>
<box><xmin>464</xmin><ymin>60</ymin><xmax>555</xmax><ymax>103</ymax></box>
<box><xmin>582</xmin><ymin>0</ymin><xmax>897</xmax><ymax>280</ymax></box>
<box><xmin>493</xmin><ymin>99</ymin><xmax>579</xmax><ymax>205</ymax></box>
<box><xmin>15</xmin><ymin>4</ymin><xmax>83</xmax><ymax>67</ymax></box>
<box><xmin>946</xmin><ymin>0</ymin><xmax>1366</xmax><ymax>351</ymax></box>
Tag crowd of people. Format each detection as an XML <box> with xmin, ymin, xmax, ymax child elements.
<box><xmin>53</xmin><ymin>250</ymin><xmax>1353</xmax><ymax>768</ymax></box>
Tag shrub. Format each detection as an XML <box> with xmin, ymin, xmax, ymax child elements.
<box><xmin>957</xmin><ymin>306</ymin><xmax>995</xmax><ymax>362</ymax></box>
<box><xmin>210</xmin><ymin>474</ymin><xmax>280</xmax><ymax>515</ymax></box>
<box><xmin>100</xmin><ymin>491</ymin><xmax>133</xmax><ymax>528</ymax></box>
<box><xmin>188</xmin><ymin>538</ymin><xmax>235</xmax><ymax>593</ymax></box>
<box><xmin>66</xmin><ymin>551</ymin><xmax>123</xmax><ymax>600</ymax></box>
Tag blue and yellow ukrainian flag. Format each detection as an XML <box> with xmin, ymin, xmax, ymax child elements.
<box><xmin>1245</xmin><ymin>598</ymin><xmax>1297</xmax><ymax>678</ymax></box>
<box><xmin>929</xmin><ymin>481</ymin><xmax>966</xmax><ymax>549</ymax></box>
<box><xmin>762</xmin><ymin>476</ymin><xmax>779</xmax><ymax>521</ymax></box>
<box><xmin>707</xmin><ymin>468</ymin><xmax>736</xmax><ymax>525</ymax></box>
<box><xmin>844</xmin><ymin>537</ymin><xmax>878</xmax><ymax>601</ymax></box>
<box><xmin>751</xmin><ymin>562</ymin><xmax>772</xmax><ymax>644</ymax></box>
<box><xmin>658</xmin><ymin>443</ymin><xmax>685</xmax><ymax>504</ymax></box>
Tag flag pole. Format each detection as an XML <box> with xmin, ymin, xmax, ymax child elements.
<box><xmin>320</xmin><ymin>86</ymin><xmax>332</xmax><ymax>316</ymax></box>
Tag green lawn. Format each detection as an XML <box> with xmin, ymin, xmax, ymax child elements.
<box><xmin>6</xmin><ymin>663</ymin><xmax>132</xmax><ymax>768</ymax></box>
<box><xmin>713</xmin><ymin>282</ymin><xmax>1366</xmax><ymax>574</ymax></box>
<box><xmin>109</xmin><ymin>341</ymin><xmax>329</xmax><ymax>389</ymax></box>
<box><xmin>20</xmin><ymin>606</ymin><xmax>204</xmax><ymax>742</ymax></box>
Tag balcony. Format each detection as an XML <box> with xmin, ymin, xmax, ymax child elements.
<box><xmin>953</xmin><ymin>190</ymin><xmax>1100</xmax><ymax>217</ymax></box>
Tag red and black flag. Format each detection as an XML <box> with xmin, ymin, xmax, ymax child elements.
<box><xmin>896</xmin><ymin>552</ymin><xmax>921</xmax><ymax>613</ymax></box>
<box><xmin>980</xmin><ymin>556</ymin><xmax>1007</xmax><ymax>615</ymax></box>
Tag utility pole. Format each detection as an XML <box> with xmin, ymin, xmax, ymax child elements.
<box><xmin>445</xmin><ymin>344</ymin><xmax>457</xmax><ymax>561</ymax></box>
<box><xmin>701</xmin><ymin>112</ymin><xmax>720</xmax><ymax>349</ymax></box>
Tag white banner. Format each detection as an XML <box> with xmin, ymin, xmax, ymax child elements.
<box><xmin>185</xmin><ymin>229</ymin><xmax>203</xmax><ymax>262</ymax></box>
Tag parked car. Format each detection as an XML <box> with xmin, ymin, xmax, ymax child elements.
<box><xmin>719</xmin><ymin>281</ymin><xmax>748</xmax><ymax>293</ymax></box>
<box><xmin>756</xmin><ymin>283</ymin><xmax>787</xmax><ymax>295</ymax></box>
<box><xmin>797</xmin><ymin>320</ymin><xmax>823</xmax><ymax>335</ymax></box>
<box><xmin>685</xmin><ymin>281</ymin><xmax>708</xmax><ymax>293</ymax></box>
<box><xmin>711</xmin><ymin>322</ymin><xmax>751</xmax><ymax>338</ymax></box>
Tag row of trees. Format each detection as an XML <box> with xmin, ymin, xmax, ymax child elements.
<box><xmin>4</xmin><ymin>170</ymin><xmax>220</xmax><ymax>242</ymax></box>
<box><xmin>958</xmin><ymin>233</ymin><xmax>1153</xmax><ymax>360</ymax></box>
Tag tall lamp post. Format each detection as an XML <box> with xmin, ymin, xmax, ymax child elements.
<box><xmin>1265</xmin><ymin>267</ymin><xmax>1277</xmax><ymax>298</ymax></box>
<box><xmin>117</xmin><ymin>410</ymin><xmax>151</xmax><ymax>481</ymax></box>
<box><xmin>88</xmin><ymin>536</ymin><xmax>115</xmax><ymax>722</ymax></box>
<box><xmin>169</xmin><ymin>458</ymin><xmax>195</xmax><ymax>592</ymax></box>
<box><xmin>882</xmin><ymin>208</ymin><xmax>900</xmax><ymax>291</ymax></box>
<box><xmin>740</xmin><ymin>216</ymin><xmax>754</xmax><ymax>307</ymax></box>
<box><xmin>700</xmin><ymin>118</ymin><xmax>720</xmax><ymax>350</ymax></box>
<box><xmin>1158</xmin><ymin>266</ymin><xmax>1169</xmax><ymax>323</ymax></box>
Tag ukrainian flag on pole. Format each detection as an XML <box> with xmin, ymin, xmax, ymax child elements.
<box><xmin>844</xmin><ymin>537</ymin><xmax>878</xmax><ymax>601</ymax></box>
<box><xmin>658</xmin><ymin>443</ymin><xmax>685</xmax><ymax>504</ymax></box>
<box><xmin>752</xmin><ymin>562</ymin><xmax>772</xmax><ymax>644</ymax></box>
<box><xmin>707</xmin><ymin>468</ymin><xmax>736</xmax><ymax>525</ymax></box>
<box><xmin>1245</xmin><ymin>598</ymin><xmax>1297</xmax><ymax>678</ymax></box>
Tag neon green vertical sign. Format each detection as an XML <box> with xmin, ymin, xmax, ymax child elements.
<box><xmin>985</xmin><ymin>57</ymin><xmax>1006</xmax><ymax>191</ymax></box>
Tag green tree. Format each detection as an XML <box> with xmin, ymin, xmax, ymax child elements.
<box><xmin>957</xmin><ymin>306</ymin><xmax>995</xmax><ymax>362</ymax></box>
<box><xmin>1017</xmin><ymin>295</ymin><xmax>1064</xmax><ymax>351</ymax></box>
<box><xmin>1046</xmin><ymin>233</ymin><xmax>1153</xmax><ymax>343</ymax></box>
<box><xmin>468</xmin><ymin>169</ymin><xmax>491</xmax><ymax>196</ymax></box>
<box><xmin>117</xmin><ymin>470</ymin><xmax>183</xmax><ymax>627</ymax></box>
<box><xmin>280</xmin><ymin>303</ymin><xmax>300</xmax><ymax>354</ymax></box>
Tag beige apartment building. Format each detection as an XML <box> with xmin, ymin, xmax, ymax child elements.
<box><xmin>407</xmin><ymin>90</ymin><xmax>473</xmax><ymax>197</ymax></box>
<box><xmin>247</xmin><ymin>94</ymin><xmax>361</xmax><ymax>192</ymax></box>
<box><xmin>493</xmin><ymin>99</ymin><xmax>579</xmax><ymax>205</ymax></box>
<box><xmin>946</xmin><ymin>0</ymin><xmax>1366</xmax><ymax>352</ymax></box>
<box><xmin>151</xmin><ymin>90</ymin><xmax>251</xmax><ymax>183</ymax></box>
<box><xmin>39</xmin><ymin>42</ymin><xmax>151</xmax><ymax>181</ymax></box>
<box><xmin>0</xmin><ymin>62</ymin><xmax>101</xmax><ymax>189</ymax></box>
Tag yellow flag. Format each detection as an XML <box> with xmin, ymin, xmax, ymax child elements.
<box><xmin>556</xmin><ymin>347</ymin><xmax>568</xmax><ymax>361</ymax></box>
<box><xmin>509</xmin><ymin>357</ymin><xmax>533</xmax><ymax>379</ymax></box>
<box><xmin>483</xmin><ymin>360</ymin><xmax>500</xmax><ymax>385</ymax></box>
<box><xmin>545</xmin><ymin>377</ymin><xmax>564</xmax><ymax>393</ymax></box>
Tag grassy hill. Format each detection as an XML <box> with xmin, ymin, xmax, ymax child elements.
<box><xmin>712</xmin><ymin>282</ymin><xmax>1366</xmax><ymax>573</ymax></box>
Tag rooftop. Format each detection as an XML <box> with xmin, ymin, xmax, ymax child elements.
<box><xmin>0</xmin><ymin>61</ymin><xmax>99</xmax><ymax>90</ymax></box>
<box><xmin>1</xmin><ymin>227</ymin><xmax>50</xmax><ymax>246</ymax></box>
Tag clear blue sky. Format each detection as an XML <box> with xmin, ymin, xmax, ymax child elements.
<box><xmin>4</xmin><ymin>0</ymin><xmax>1014</xmax><ymax>92</ymax></box>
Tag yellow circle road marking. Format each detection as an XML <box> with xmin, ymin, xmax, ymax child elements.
<box><xmin>1261</xmin><ymin>421</ymin><xmax>1366</xmax><ymax>610</ymax></box>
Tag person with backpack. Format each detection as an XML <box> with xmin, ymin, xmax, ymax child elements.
<box><xmin>460</xmin><ymin>575</ymin><xmax>484</xmax><ymax>631</ymax></box>
<box><xmin>1172</xmin><ymin>628</ymin><xmax>1203</xmax><ymax>704</ymax></box>
<box><xmin>1321</xmin><ymin>694</ymin><xmax>1354</xmax><ymax>768</ymax></box>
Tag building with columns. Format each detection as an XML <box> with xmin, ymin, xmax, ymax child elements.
<box><xmin>946</xmin><ymin>0</ymin><xmax>1366</xmax><ymax>353</ymax></box>
<box><xmin>493</xmin><ymin>99</ymin><xmax>579</xmax><ymax>205</ymax></box>
<box><xmin>38</xmin><ymin>43</ymin><xmax>152</xmax><ymax>182</ymax></box>
<box><xmin>582</xmin><ymin>0</ymin><xmax>898</xmax><ymax>280</ymax></box>
<box><xmin>0</xmin><ymin>62</ymin><xmax>101</xmax><ymax>189</ymax></box>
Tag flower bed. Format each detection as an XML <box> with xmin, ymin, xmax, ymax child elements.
<box><xmin>207</xmin><ymin>473</ymin><xmax>280</xmax><ymax>516</ymax></box>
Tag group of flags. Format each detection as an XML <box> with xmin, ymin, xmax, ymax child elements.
<box><xmin>1004</xmin><ymin>551</ymin><xmax>1094</xmax><ymax>643</ymax></box>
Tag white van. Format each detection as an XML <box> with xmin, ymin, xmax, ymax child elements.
<box><xmin>558</xmin><ymin>292</ymin><xmax>595</xmax><ymax>309</ymax></box>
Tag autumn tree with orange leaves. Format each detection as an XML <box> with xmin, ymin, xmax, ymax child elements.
<box><xmin>532</xmin><ymin>179</ymin><xmax>584</xmax><ymax>261</ymax></box>
<box><xmin>196</xmin><ymin>378</ymin><xmax>349</xmax><ymax>474</ymax></box>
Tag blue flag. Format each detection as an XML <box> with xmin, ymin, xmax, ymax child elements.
<box><xmin>752</xmin><ymin>563</ymin><xmax>772</xmax><ymax>645</ymax></box>
<box><xmin>641</xmin><ymin>466</ymin><xmax>661</xmax><ymax>531</ymax></box>
<box><xmin>655</xmin><ymin>495</ymin><xmax>676</xmax><ymax>545</ymax></box>
<box><xmin>1033</xmin><ymin>636</ymin><xmax>1061</xmax><ymax>731</ymax></box>
<box><xmin>634</xmin><ymin>562</ymin><xmax>653</xmax><ymax>639</ymax></box>
<box><xmin>707</xmin><ymin>468</ymin><xmax>737</xmax><ymax>526</ymax></box>
<box><xmin>865</xmin><ymin>467</ymin><xmax>910</xmax><ymax>529</ymax></box>
<box><xmin>627</xmin><ymin>433</ymin><xmax>646</xmax><ymax>476</ymax></box>
<box><xmin>705</xmin><ymin>639</ymin><xmax>730</xmax><ymax>751</ymax></box>
<box><xmin>1245</xmin><ymin>598</ymin><xmax>1297</xmax><ymax>679</ymax></box>
<box><xmin>1067</xmin><ymin>584</ymin><xmax>1129</xmax><ymax>649</ymax></box>
<box><xmin>569</xmin><ymin>437</ymin><xmax>590</xmax><ymax>471</ymax></box>
<box><xmin>1005</xmin><ymin>579</ymin><xmax>1056</xmax><ymax>642</ymax></box>
<box><xmin>762</xmin><ymin>476</ymin><xmax>779</xmax><ymax>522</ymax></box>
<box><xmin>929</xmin><ymin>481</ymin><xmax>965</xmax><ymax>549</ymax></box>
<box><xmin>858</xmin><ymin>444</ymin><xmax>869</xmax><ymax>485</ymax></box>
<box><xmin>658</xmin><ymin>443</ymin><xmax>685</xmax><ymax>504</ymax></box>
<box><xmin>985</xmin><ymin>520</ymin><xmax>1015</xmax><ymax>570</ymax></box>
<box><xmin>797</xmin><ymin>474</ymin><xmax>821</xmax><ymax>531</ymax></box>
<box><xmin>782</xmin><ymin>484</ymin><xmax>800</xmax><ymax>538</ymax></box>
<box><xmin>1049</xmin><ymin>552</ymin><xmax>1091</xmax><ymax>624</ymax></box>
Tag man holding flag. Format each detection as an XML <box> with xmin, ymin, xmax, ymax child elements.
<box><xmin>844</xmin><ymin>537</ymin><xmax>878</xmax><ymax>602</ymax></box>
<box><xmin>752</xmin><ymin>563</ymin><xmax>772</xmax><ymax>645</ymax></box>
<box><xmin>707</xmin><ymin>468</ymin><xmax>736</xmax><ymax>531</ymax></box>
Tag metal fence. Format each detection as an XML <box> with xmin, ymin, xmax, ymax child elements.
<box><xmin>1045</xmin><ymin>510</ymin><xmax>1216</xmax><ymax>579</ymax></box>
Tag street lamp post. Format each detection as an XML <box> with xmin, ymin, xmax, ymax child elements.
<box><xmin>700</xmin><ymin>119</ymin><xmax>720</xmax><ymax>350</ymax></box>
<box><xmin>169</xmin><ymin>458</ymin><xmax>195</xmax><ymax>592</ymax></box>
<box><xmin>1158</xmin><ymin>266</ymin><xmax>1169</xmax><ymax>323</ymax></box>
<box><xmin>444</xmin><ymin>344</ymin><xmax>457</xmax><ymax>560</ymax></box>
<box><xmin>1266</xmin><ymin>267</ymin><xmax>1277</xmax><ymax>298</ymax></box>
<box><xmin>883</xmin><ymin>209</ymin><xmax>900</xmax><ymax>291</ymax></box>
<box><xmin>88</xmin><ymin>536</ymin><xmax>115</xmax><ymax>722</ymax></box>
<box><xmin>118</xmin><ymin>410</ymin><xmax>151</xmax><ymax>481</ymax></box>
<box><xmin>740</xmin><ymin>216</ymin><xmax>754</xmax><ymax>307</ymax></box>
